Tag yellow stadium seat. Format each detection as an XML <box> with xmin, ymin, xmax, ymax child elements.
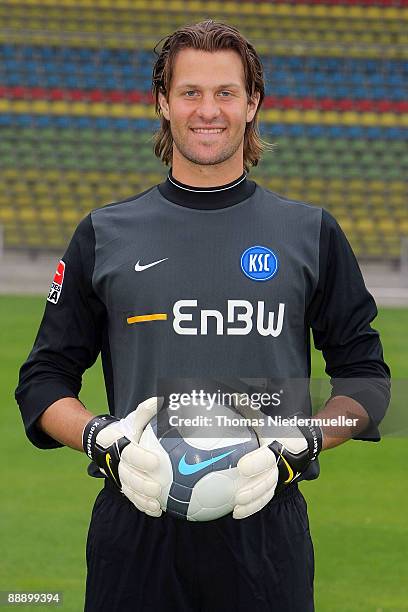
<box><xmin>55</xmin><ymin>184</ymin><xmax>72</xmax><ymax>196</ymax></box>
<box><xmin>16</xmin><ymin>196</ymin><xmax>33</xmax><ymax>207</ymax></box>
<box><xmin>6</xmin><ymin>232</ymin><xmax>22</xmax><ymax>247</ymax></box>
<box><xmin>372</xmin><ymin>209</ymin><xmax>389</xmax><ymax>220</ymax></box>
<box><xmin>337</xmin><ymin>218</ymin><xmax>353</xmax><ymax>234</ymax></box>
<box><xmin>399</xmin><ymin>220</ymin><xmax>408</xmax><ymax>234</ymax></box>
<box><xmin>355</xmin><ymin>219</ymin><xmax>376</xmax><ymax>233</ymax></box>
<box><xmin>58</xmin><ymin>197</ymin><xmax>75</xmax><ymax>208</ymax></box>
<box><xmin>13</xmin><ymin>183</ymin><xmax>29</xmax><ymax>194</ymax></box>
<box><xmin>370</xmin><ymin>195</ymin><xmax>386</xmax><ymax>207</ymax></box>
<box><xmin>0</xmin><ymin>208</ymin><xmax>14</xmax><ymax>222</ymax></box>
<box><xmin>19</xmin><ymin>209</ymin><xmax>37</xmax><ymax>222</ymax></box>
<box><xmin>27</xmin><ymin>233</ymin><xmax>48</xmax><ymax>247</ymax></box>
<box><xmin>33</xmin><ymin>184</ymin><xmax>50</xmax><ymax>195</ymax></box>
<box><xmin>61</xmin><ymin>209</ymin><xmax>80</xmax><ymax>223</ymax></box>
<box><xmin>37</xmin><ymin>197</ymin><xmax>54</xmax><ymax>208</ymax></box>
<box><xmin>328</xmin><ymin>193</ymin><xmax>345</xmax><ymax>206</ymax></box>
<box><xmin>39</xmin><ymin>208</ymin><xmax>59</xmax><ymax>223</ymax></box>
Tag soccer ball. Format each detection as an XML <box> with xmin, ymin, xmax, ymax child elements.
<box><xmin>139</xmin><ymin>402</ymin><xmax>259</xmax><ymax>521</ymax></box>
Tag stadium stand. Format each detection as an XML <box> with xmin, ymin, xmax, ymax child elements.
<box><xmin>0</xmin><ymin>0</ymin><xmax>407</xmax><ymax>259</ymax></box>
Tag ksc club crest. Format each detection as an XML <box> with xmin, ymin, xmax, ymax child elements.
<box><xmin>240</xmin><ymin>246</ymin><xmax>279</xmax><ymax>281</ymax></box>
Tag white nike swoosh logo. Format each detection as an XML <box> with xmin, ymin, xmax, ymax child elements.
<box><xmin>134</xmin><ymin>258</ymin><xmax>168</xmax><ymax>272</ymax></box>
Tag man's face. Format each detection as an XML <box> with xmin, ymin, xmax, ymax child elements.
<box><xmin>158</xmin><ymin>48</ymin><xmax>260</xmax><ymax>167</ymax></box>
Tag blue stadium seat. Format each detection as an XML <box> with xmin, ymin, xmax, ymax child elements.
<box><xmin>37</xmin><ymin>116</ymin><xmax>52</xmax><ymax>127</ymax></box>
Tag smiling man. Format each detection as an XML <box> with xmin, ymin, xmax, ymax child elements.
<box><xmin>158</xmin><ymin>47</ymin><xmax>258</xmax><ymax>179</ymax></box>
<box><xmin>16</xmin><ymin>20</ymin><xmax>390</xmax><ymax>612</ymax></box>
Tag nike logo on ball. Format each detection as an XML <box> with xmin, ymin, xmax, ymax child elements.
<box><xmin>178</xmin><ymin>450</ymin><xmax>235</xmax><ymax>475</ymax></box>
<box><xmin>135</xmin><ymin>258</ymin><xmax>168</xmax><ymax>272</ymax></box>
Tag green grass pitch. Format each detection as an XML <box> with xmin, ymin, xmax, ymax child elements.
<box><xmin>0</xmin><ymin>296</ymin><xmax>407</xmax><ymax>611</ymax></box>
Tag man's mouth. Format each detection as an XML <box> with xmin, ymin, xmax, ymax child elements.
<box><xmin>190</xmin><ymin>128</ymin><xmax>226</xmax><ymax>134</ymax></box>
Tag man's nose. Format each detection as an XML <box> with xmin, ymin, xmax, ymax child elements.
<box><xmin>196</xmin><ymin>94</ymin><xmax>221</xmax><ymax>121</ymax></box>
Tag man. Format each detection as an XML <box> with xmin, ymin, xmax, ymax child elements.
<box><xmin>16</xmin><ymin>20</ymin><xmax>390</xmax><ymax>612</ymax></box>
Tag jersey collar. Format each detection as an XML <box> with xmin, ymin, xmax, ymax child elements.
<box><xmin>158</xmin><ymin>168</ymin><xmax>256</xmax><ymax>210</ymax></box>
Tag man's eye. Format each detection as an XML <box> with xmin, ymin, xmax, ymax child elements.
<box><xmin>185</xmin><ymin>91</ymin><xmax>197</xmax><ymax>97</ymax></box>
<box><xmin>219</xmin><ymin>91</ymin><xmax>231</xmax><ymax>97</ymax></box>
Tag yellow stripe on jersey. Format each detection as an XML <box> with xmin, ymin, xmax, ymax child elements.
<box><xmin>127</xmin><ymin>313</ymin><xmax>168</xmax><ymax>324</ymax></box>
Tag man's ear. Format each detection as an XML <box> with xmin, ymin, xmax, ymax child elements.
<box><xmin>246</xmin><ymin>90</ymin><xmax>261</xmax><ymax>123</ymax></box>
<box><xmin>158</xmin><ymin>91</ymin><xmax>170</xmax><ymax>121</ymax></box>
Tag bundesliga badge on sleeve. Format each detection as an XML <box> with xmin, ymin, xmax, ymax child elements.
<box><xmin>47</xmin><ymin>260</ymin><xmax>65</xmax><ymax>304</ymax></box>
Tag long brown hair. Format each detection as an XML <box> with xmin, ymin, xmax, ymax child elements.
<box><xmin>151</xmin><ymin>20</ymin><xmax>273</xmax><ymax>171</ymax></box>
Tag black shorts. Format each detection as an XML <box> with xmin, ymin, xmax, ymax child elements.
<box><xmin>85</xmin><ymin>481</ymin><xmax>314</xmax><ymax>612</ymax></box>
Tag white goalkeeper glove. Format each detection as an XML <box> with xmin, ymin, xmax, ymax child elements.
<box><xmin>82</xmin><ymin>397</ymin><xmax>164</xmax><ymax>517</ymax></box>
<box><xmin>233</xmin><ymin>403</ymin><xmax>322</xmax><ymax>520</ymax></box>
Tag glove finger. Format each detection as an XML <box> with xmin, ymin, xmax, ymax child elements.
<box><xmin>233</xmin><ymin>487</ymin><xmax>276</xmax><ymax>520</ymax></box>
<box><xmin>121</xmin><ymin>396</ymin><xmax>164</xmax><ymax>441</ymax></box>
<box><xmin>235</xmin><ymin>468</ymin><xmax>278</xmax><ymax>506</ymax></box>
<box><xmin>237</xmin><ymin>446</ymin><xmax>277</xmax><ymax>477</ymax></box>
<box><xmin>144</xmin><ymin>507</ymin><xmax>163</xmax><ymax>518</ymax></box>
<box><xmin>122</xmin><ymin>442</ymin><xmax>160</xmax><ymax>472</ymax></box>
<box><xmin>133</xmin><ymin>396</ymin><xmax>165</xmax><ymax>438</ymax></box>
<box><xmin>122</xmin><ymin>484</ymin><xmax>162</xmax><ymax>516</ymax></box>
<box><xmin>120</xmin><ymin>463</ymin><xmax>161</xmax><ymax>498</ymax></box>
<box><xmin>131</xmin><ymin>499</ymin><xmax>162</xmax><ymax>518</ymax></box>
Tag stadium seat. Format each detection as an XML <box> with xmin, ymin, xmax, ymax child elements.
<box><xmin>0</xmin><ymin>4</ymin><xmax>407</xmax><ymax>257</ymax></box>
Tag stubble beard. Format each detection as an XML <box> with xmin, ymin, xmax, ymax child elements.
<box><xmin>171</xmin><ymin>128</ymin><xmax>244</xmax><ymax>167</ymax></box>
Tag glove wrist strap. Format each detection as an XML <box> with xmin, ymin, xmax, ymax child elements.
<box><xmin>293</xmin><ymin>413</ymin><xmax>323</xmax><ymax>461</ymax></box>
<box><xmin>82</xmin><ymin>414</ymin><xmax>119</xmax><ymax>460</ymax></box>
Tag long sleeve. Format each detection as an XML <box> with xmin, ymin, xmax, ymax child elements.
<box><xmin>306</xmin><ymin>209</ymin><xmax>391</xmax><ymax>441</ymax></box>
<box><xmin>15</xmin><ymin>214</ymin><xmax>107</xmax><ymax>449</ymax></box>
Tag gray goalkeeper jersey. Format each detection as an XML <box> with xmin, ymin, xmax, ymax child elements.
<box><xmin>16</xmin><ymin>170</ymin><xmax>390</xmax><ymax>453</ymax></box>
